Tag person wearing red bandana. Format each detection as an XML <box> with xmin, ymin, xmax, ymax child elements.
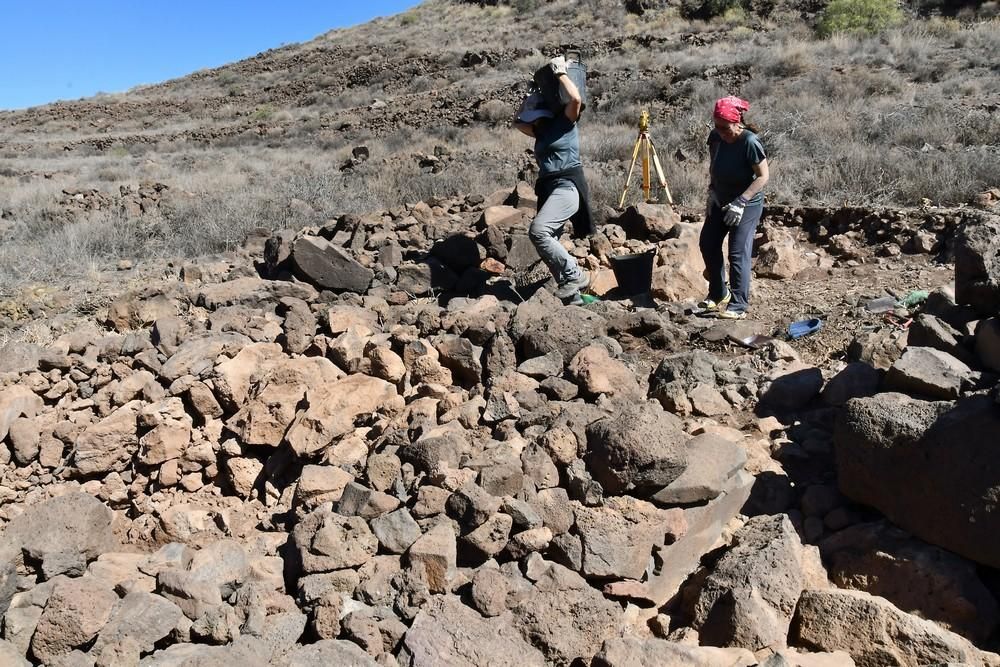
<box><xmin>698</xmin><ymin>95</ymin><xmax>770</xmax><ymax>320</ymax></box>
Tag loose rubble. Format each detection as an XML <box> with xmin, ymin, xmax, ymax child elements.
<box><xmin>2</xmin><ymin>185</ymin><xmax>1000</xmax><ymax>666</ymax></box>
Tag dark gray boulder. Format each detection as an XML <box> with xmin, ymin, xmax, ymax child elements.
<box><xmin>585</xmin><ymin>402</ymin><xmax>688</xmax><ymax>496</ymax></box>
<box><xmin>291</xmin><ymin>236</ymin><xmax>373</xmax><ymax>293</ymax></box>
<box><xmin>954</xmin><ymin>213</ymin><xmax>1000</xmax><ymax>316</ymax></box>
<box><xmin>835</xmin><ymin>393</ymin><xmax>1000</xmax><ymax>568</ymax></box>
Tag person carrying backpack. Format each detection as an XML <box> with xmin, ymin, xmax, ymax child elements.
<box><xmin>514</xmin><ymin>55</ymin><xmax>594</xmax><ymax>300</ymax></box>
<box><xmin>699</xmin><ymin>95</ymin><xmax>770</xmax><ymax>320</ymax></box>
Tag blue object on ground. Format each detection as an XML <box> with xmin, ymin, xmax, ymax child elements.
<box><xmin>788</xmin><ymin>318</ymin><xmax>823</xmax><ymax>340</ymax></box>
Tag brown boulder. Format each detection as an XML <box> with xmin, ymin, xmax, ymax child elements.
<box><xmin>755</xmin><ymin>238</ymin><xmax>805</xmax><ymax>279</ymax></box>
<box><xmin>593</xmin><ymin>637</ymin><xmax>755</xmax><ymax>667</ymax></box>
<box><xmin>575</xmin><ymin>497</ymin><xmax>686</xmax><ymax>580</ymax></box>
<box><xmin>160</xmin><ymin>332</ymin><xmax>252</xmax><ymax>382</ymax></box>
<box><xmin>293</xmin><ymin>508</ymin><xmax>378</xmax><ymax>574</ymax></box>
<box><xmin>792</xmin><ymin>589</ymin><xmax>990</xmax><ymax>667</ymax></box>
<box><xmin>0</xmin><ymin>492</ymin><xmax>117</xmax><ymax>579</ymax></box>
<box><xmin>511</xmin><ymin>563</ymin><xmax>622</xmax><ymax>666</ymax></box>
<box><xmin>74</xmin><ymin>401</ymin><xmax>141</xmax><ymax>475</ymax></box>
<box><xmin>954</xmin><ymin>212</ymin><xmax>1000</xmax><ymax>316</ymax></box>
<box><xmin>404</xmin><ymin>595</ymin><xmax>545</xmax><ymax>666</ymax></box>
<box><xmin>31</xmin><ymin>577</ymin><xmax>118</xmax><ymax>663</ymax></box>
<box><xmin>821</xmin><ymin>521</ymin><xmax>1000</xmax><ymax>641</ymax></box>
<box><xmin>615</xmin><ymin>203</ymin><xmax>681</xmax><ymax>241</ymax></box>
<box><xmin>568</xmin><ymin>345</ymin><xmax>643</xmax><ymax>399</ymax></box>
<box><xmin>406</xmin><ymin>521</ymin><xmax>457</xmax><ymax>594</ymax></box>
<box><xmin>0</xmin><ymin>385</ymin><xmax>43</xmax><ymax>442</ymax></box>
<box><xmin>693</xmin><ymin>515</ymin><xmax>825</xmax><ymax>651</ymax></box>
<box><xmin>883</xmin><ymin>346</ymin><xmax>972</xmax><ymax>400</ymax></box>
<box><xmin>285</xmin><ymin>374</ymin><xmax>401</xmax><ymax>457</ymax></box>
<box><xmin>651</xmin><ymin>222</ymin><xmax>707</xmax><ymax>301</ymax></box>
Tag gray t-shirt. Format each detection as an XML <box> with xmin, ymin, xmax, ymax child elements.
<box><xmin>534</xmin><ymin>115</ymin><xmax>581</xmax><ymax>176</ymax></box>
<box><xmin>708</xmin><ymin>129</ymin><xmax>766</xmax><ymax>204</ymax></box>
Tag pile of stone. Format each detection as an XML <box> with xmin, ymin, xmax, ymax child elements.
<box><xmin>765</xmin><ymin>204</ymin><xmax>981</xmax><ymax>264</ymax></box>
<box><xmin>1</xmin><ymin>188</ymin><xmax>998</xmax><ymax>666</ymax></box>
<box><xmin>118</xmin><ymin>182</ymin><xmax>171</xmax><ymax>218</ymax></box>
<box><xmin>58</xmin><ymin>188</ymin><xmax>116</xmax><ymax>213</ymax></box>
<box><xmin>49</xmin><ymin>182</ymin><xmax>172</xmax><ymax>225</ymax></box>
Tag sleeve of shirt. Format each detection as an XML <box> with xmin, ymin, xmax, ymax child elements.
<box><xmin>746</xmin><ymin>134</ymin><xmax>767</xmax><ymax>165</ymax></box>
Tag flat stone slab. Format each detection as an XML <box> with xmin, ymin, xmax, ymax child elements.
<box><xmin>652</xmin><ymin>434</ymin><xmax>746</xmax><ymax>505</ymax></box>
<box><xmin>883</xmin><ymin>346</ymin><xmax>973</xmax><ymax>400</ymax></box>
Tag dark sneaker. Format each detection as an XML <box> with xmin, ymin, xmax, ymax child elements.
<box><xmin>556</xmin><ymin>271</ymin><xmax>591</xmax><ymax>299</ymax></box>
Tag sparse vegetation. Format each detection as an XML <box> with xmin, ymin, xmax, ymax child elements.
<box><xmin>817</xmin><ymin>0</ymin><xmax>905</xmax><ymax>37</ymax></box>
<box><xmin>0</xmin><ymin>0</ymin><xmax>997</xmax><ymax>300</ymax></box>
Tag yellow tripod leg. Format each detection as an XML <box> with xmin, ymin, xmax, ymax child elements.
<box><xmin>642</xmin><ymin>135</ymin><xmax>652</xmax><ymax>203</ymax></box>
<box><xmin>619</xmin><ymin>134</ymin><xmax>643</xmax><ymax>209</ymax></box>
<box><xmin>649</xmin><ymin>141</ymin><xmax>673</xmax><ymax>205</ymax></box>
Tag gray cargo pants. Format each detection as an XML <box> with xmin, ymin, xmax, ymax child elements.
<box><xmin>528</xmin><ymin>179</ymin><xmax>585</xmax><ymax>285</ymax></box>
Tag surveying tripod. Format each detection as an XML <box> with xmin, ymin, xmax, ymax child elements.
<box><xmin>619</xmin><ymin>110</ymin><xmax>673</xmax><ymax>208</ymax></box>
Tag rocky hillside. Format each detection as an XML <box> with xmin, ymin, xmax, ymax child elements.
<box><xmin>1</xmin><ymin>0</ymin><xmax>998</xmax><ymax>302</ymax></box>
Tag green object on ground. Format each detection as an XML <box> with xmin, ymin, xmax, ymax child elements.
<box><xmin>580</xmin><ymin>294</ymin><xmax>600</xmax><ymax>304</ymax></box>
<box><xmin>900</xmin><ymin>290</ymin><xmax>930</xmax><ymax>308</ymax></box>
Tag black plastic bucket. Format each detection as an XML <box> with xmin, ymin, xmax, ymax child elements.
<box><xmin>610</xmin><ymin>250</ymin><xmax>655</xmax><ymax>296</ymax></box>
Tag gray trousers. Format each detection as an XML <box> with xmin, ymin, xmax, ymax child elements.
<box><xmin>529</xmin><ymin>180</ymin><xmax>584</xmax><ymax>284</ymax></box>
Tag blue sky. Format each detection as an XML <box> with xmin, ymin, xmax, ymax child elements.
<box><xmin>0</xmin><ymin>1</ymin><xmax>420</xmax><ymax>111</ymax></box>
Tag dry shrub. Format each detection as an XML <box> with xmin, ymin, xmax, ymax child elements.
<box><xmin>762</xmin><ymin>42</ymin><xmax>815</xmax><ymax>78</ymax></box>
<box><xmin>581</xmin><ymin>122</ymin><xmax>639</xmax><ymax>163</ymax></box>
<box><xmin>475</xmin><ymin>99</ymin><xmax>513</xmax><ymax>123</ymax></box>
<box><xmin>818</xmin><ymin>0</ymin><xmax>905</xmax><ymax>38</ymax></box>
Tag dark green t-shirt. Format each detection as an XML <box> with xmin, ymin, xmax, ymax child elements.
<box><xmin>534</xmin><ymin>115</ymin><xmax>581</xmax><ymax>176</ymax></box>
<box><xmin>708</xmin><ymin>129</ymin><xmax>766</xmax><ymax>204</ymax></box>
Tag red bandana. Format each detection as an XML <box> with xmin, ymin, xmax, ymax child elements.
<box><xmin>714</xmin><ymin>96</ymin><xmax>750</xmax><ymax>123</ymax></box>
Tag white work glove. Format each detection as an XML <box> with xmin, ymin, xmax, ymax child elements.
<box><xmin>723</xmin><ymin>196</ymin><xmax>749</xmax><ymax>227</ymax></box>
<box><xmin>549</xmin><ymin>55</ymin><xmax>568</xmax><ymax>76</ymax></box>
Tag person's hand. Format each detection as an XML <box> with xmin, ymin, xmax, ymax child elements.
<box><xmin>723</xmin><ymin>196</ymin><xmax>749</xmax><ymax>227</ymax></box>
<box><xmin>549</xmin><ymin>55</ymin><xmax>568</xmax><ymax>76</ymax></box>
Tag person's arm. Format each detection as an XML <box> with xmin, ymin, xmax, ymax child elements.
<box><xmin>559</xmin><ymin>74</ymin><xmax>582</xmax><ymax>123</ymax></box>
<box><xmin>514</xmin><ymin>121</ymin><xmax>535</xmax><ymax>138</ymax></box>
<box><xmin>707</xmin><ymin>133</ymin><xmax>717</xmax><ymax>192</ymax></box>
<box><xmin>549</xmin><ymin>56</ymin><xmax>581</xmax><ymax>123</ymax></box>
<box><xmin>740</xmin><ymin>158</ymin><xmax>769</xmax><ymax>201</ymax></box>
